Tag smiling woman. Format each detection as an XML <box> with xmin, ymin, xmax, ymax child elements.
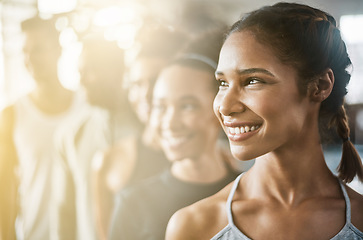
<box><xmin>214</xmin><ymin>31</ymin><xmax>313</xmax><ymax>161</ymax></box>
<box><xmin>166</xmin><ymin>2</ymin><xmax>363</xmax><ymax>240</ymax></box>
<box><xmin>108</xmin><ymin>28</ymin><xmax>241</xmax><ymax>240</ymax></box>
<box><xmin>152</xmin><ymin>65</ymin><xmax>219</xmax><ymax>163</ymax></box>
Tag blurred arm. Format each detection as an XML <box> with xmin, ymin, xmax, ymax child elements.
<box><xmin>92</xmin><ymin>138</ymin><xmax>137</xmax><ymax>240</ymax></box>
<box><xmin>0</xmin><ymin>106</ymin><xmax>18</xmax><ymax>240</ymax></box>
<box><xmin>52</xmin><ymin>136</ymin><xmax>77</xmax><ymax>240</ymax></box>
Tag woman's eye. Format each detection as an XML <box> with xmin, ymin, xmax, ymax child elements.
<box><xmin>182</xmin><ymin>103</ymin><xmax>198</xmax><ymax>111</ymax></box>
<box><xmin>217</xmin><ymin>79</ymin><xmax>228</xmax><ymax>87</ymax></box>
<box><xmin>246</xmin><ymin>78</ymin><xmax>262</xmax><ymax>85</ymax></box>
<box><xmin>152</xmin><ymin>103</ymin><xmax>165</xmax><ymax>112</ymax></box>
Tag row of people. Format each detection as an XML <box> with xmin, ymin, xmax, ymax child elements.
<box><xmin>1</xmin><ymin>2</ymin><xmax>363</xmax><ymax>240</ymax></box>
<box><xmin>0</xmin><ymin>12</ymin><xmax>239</xmax><ymax>240</ymax></box>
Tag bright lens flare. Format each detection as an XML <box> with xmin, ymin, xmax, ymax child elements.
<box><xmin>104</xmin><ymin>24</ymin><xmax>137</xmax><ymax>49</ymax></box>
<box><xmin>38</xmin><ymin>0</ymin><xmax>76</xmax><ymax>14</ymax></box>
<box><xmin>340</xmin><ymin>15</ymin><xmax>363</xmax><ymax>44</ymax></box>
<box><xmin>340</xmin><ymin>15</ymin><xmax>363</xmax><ymax>104</ymax></box>
<box><xmin>93</xmin><ymin>6</ymin><xmax>136</xmax><ymax>27</ymax></box>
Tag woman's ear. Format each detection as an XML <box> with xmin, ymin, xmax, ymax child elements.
<box><xmin>309</xmin><ymin>68</ymin><xmax>334</xmax><ymax>102</ymax></box>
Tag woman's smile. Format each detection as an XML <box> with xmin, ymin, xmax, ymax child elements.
<box><xmin>161</xmin><ymin>132</ymin><xmax>194</xmax><ymax>149</ymax></box>
<box><xmin>223</xmin><ymin>121</ymin><xmax>262</xmax><ymax>142</ymax></box>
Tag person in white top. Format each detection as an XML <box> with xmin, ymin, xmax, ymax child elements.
<box><xmin>52</xmin><ymin>33</ymin><xmax>137</xmax><ymax>240</ymax></box>
<box><xmin>0</xmin><ymin>15</ymin><xmax>86</xmax><ymax>240</ymax></box>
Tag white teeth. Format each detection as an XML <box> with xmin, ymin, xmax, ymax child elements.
<box><xmin>166</xmin><ymin>137</ymin><xmax>187</xmax><ymax>146</ymax></box>
<box><xmin>227</xmin><ymin>125</ymin><xmax>260</xmax><ymax>135</ymax></box>
<box><xmin>163</xmin><ymin>133</ymin><xmax>188</xmax><ymax>146</ymax></box>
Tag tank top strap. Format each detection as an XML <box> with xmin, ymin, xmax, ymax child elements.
<box><xmin>226</xmin><ymin>172</ymin><xmax>245</xmax><ymax>224</ymax></box>
<box><xmin>338</xmin><ymin>179</ymin><xmax>351</xmax><ymax>224</ymax></box>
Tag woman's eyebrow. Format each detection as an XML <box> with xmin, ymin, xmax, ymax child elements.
<box><xmin>237</xmin><ymin>68</ymin><xmax>275</xmax><ymax>77</ymax></box>
<box><xmin>215</xmin><ymin>71</ymin><xmax>224</xmax><ymax>76</ymax></box>
<box><xmin>215</xmin><ymin>68</ymin><xmax>275</xmax><ymax>77</ymax></box>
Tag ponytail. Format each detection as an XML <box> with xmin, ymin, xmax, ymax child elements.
<box><xmin>333</xmin><ymin>104</ymin><xmax>363</xmax><ymax>183</ymax></box>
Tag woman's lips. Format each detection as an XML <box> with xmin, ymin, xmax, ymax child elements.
<box><xmin>223</xmin><ymin>122</ymin><xmax>262</xmax><ymax>142</ymax></box>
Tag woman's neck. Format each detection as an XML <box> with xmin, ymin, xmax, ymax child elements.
<box><xmin>29</xmin><ymin>82</ymin><xmax>74</xmax><ymax>115</ymax></box>
<box><xmin>171</xmin><ymin>146</ymin><xmax>228</xmax><ymax>184</ymax></box>
<box><xmin>245</xmin><ymin>140</ymin><xmax>338</xmax><ymax>206</ymax></box>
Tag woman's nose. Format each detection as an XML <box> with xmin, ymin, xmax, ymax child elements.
<box><xmin>163</xmin><ymin>107</ymin><xmax>182</xmax><ymax>131</ymax></box>
<box><xmin>216</xmin><ymin>88</ymin><xmax>245</xmax><ymax>116</ymax></box>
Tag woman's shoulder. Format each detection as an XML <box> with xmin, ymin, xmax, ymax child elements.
<box><xmin>100</xmin><ymin>136</ymin><xmax>138</xmax><ymax>168</ymax></box>
<box><xmin>346</xmin><ymin>184</ymin><xmax>363</xmax><ymax>231</ymax></box>
<box><xmin>0</xmin><ymin>105</ymin><xmax>15</xmax><ymax>131</ymax></box>
<box><xmin>92</xmin><ymin>136</ymin><xmax>139</xmax><ymax>190</ymax></box>
<box><xmin>165</xmin><ymin>180</ymin><xmax>235</xmax><ymax>240</ymax></box>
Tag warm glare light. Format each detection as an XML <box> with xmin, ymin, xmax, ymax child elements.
<box><xmin>117</xmin><ymin>24</ymin><xmax>137</xmax><ymax>49</ymax></box>
<box><xmin>340</xmin><ymin>15</ymin><xmax>363</xmax><ymax>44</ymax></box>
<box><xmin>104</xmin><ymin>23</ymin><xmax>137</xmax><ymax>48</ymax></box>
<box><xmin>59</xmin><ymin>27</ymin><xmax>78</xmax><ymax>48</ymax></box>
<box><xmin>0</xmin><ymin>19</ymin><xmax>4</xmax><ymax>110</ymax></box>
<box><xmin>93</xmin><ymin>5</ymin><xmax>137</xmax><ymax>27</ymax></box>
<box><xmin>341</xmin><ymin>15</ymin><xmax>363</xmax><ymax>104</ymax></box>
<box><xmin>93</xmin><ymin>5</ymin><xmax>136</xmax><ymax>27</ymax></box>
<box><xmin>58</xmin><ymin>28</ymin><xmax>82</xmax><ymax>90</ymax></box>
<box><xmin>38</xmin><ymin>0</ymin><xmax>77</xmax><ymax>14</ymax></box>
<box><xmin>55</xmin><ymin>16</ymin><xmax>69</xmax><ymax>32</ymax></box>
<box><xmin>93</xmin><ymin>7</ymin><xmax>122</xmax><ymax>27</ymax></box>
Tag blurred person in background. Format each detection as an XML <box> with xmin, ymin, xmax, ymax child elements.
<box><xmin>0</xmin><ymin>15</ymin><xmax>85</xmax><ymax>240</ymax></box>
<box><xmin>109</xmin><ymin>28</ymin><xmax>241</xmax><ymax>240</ymax></box>
<box><xmin>53</xmin><ymin>34</ymin><xmax>136</xmax><ymax>240</ymax></box>
<box><xmin>0</xmin><ymin>91</ymin><xmax>18</xmax><ymax>240</ymax></box>
<box><xmin>91</xmin><ymin>24</ymin><xmax>187</xmax><ymax>240</ymax></box>
<box><xmin>175</xmin><ymin>1</ymin><xmax>228</xmax><ymax>36</ymax></box>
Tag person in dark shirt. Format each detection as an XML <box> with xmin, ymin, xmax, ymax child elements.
<box><xmin>109</xmin><ymin>28</ymin><xmax>240</xmax><ymax>240</ymax></box>
<box><xmin>92</xmin><ymin>24</ymin><xmax>188</xmax><ymax>240</ymax></box>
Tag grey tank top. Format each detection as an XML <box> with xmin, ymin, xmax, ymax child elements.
<box><xmin>211</xmin><ymin>173</ymin><xmax>363</xmax><ymax>240</ymax></box>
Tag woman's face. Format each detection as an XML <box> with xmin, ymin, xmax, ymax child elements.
<box><xmin>23</xmin><ymin>29</ymin><xmax>61</xmax><ymax>84</ymax></box>
<box><xmin>214</xmin><ymin>31</ymin><xmax>315</xmax><ymax>161</ymax></box>
<box><xmin>79</xmin><ymin>50</ymin><xmax>123</xmax><ymax>107</ymax></box>
<box><xmin>127</xmin><ymin>58</ymin><xmax>166</xmax><ymax>124</ymax></box>
<box><xmin>151</xmin><ymin>65</ymin><xmax>220</xmax><ymax>162</ymax></box>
